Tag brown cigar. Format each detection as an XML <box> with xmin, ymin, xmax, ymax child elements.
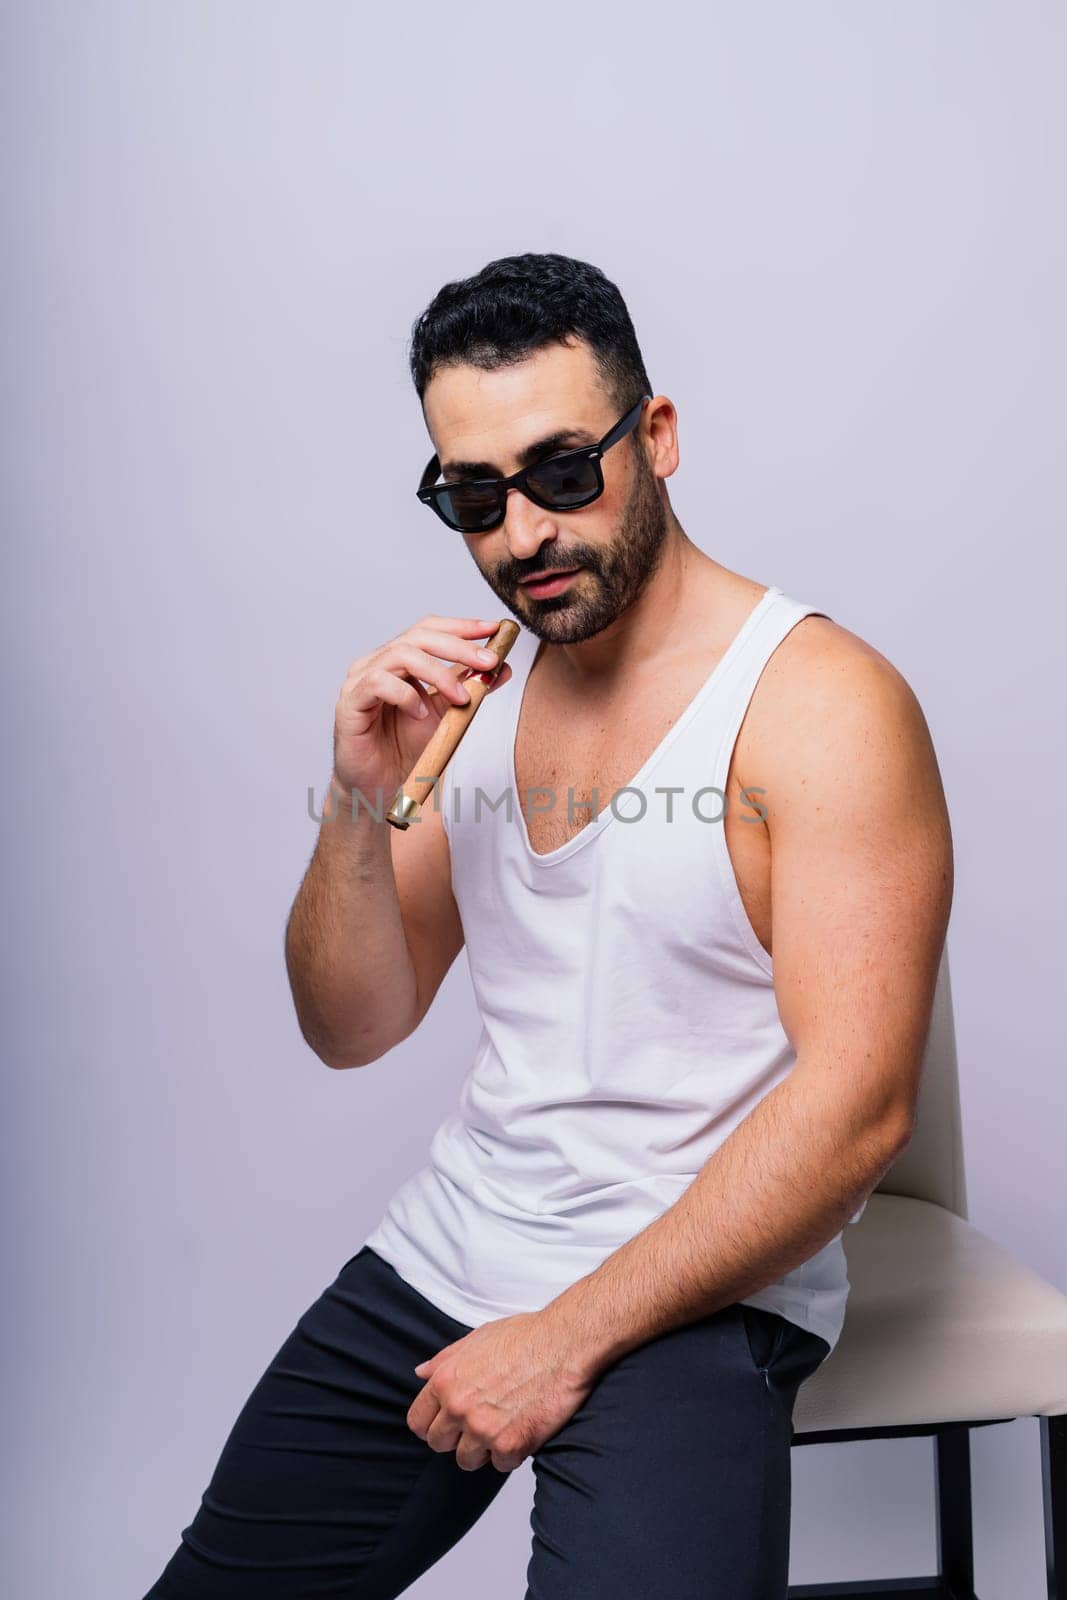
<box><xmin>386</xmin><ymin>620</ymin><xmax>520</xmax><ymax>829</ymax></box>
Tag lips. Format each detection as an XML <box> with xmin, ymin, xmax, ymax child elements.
<box><xmin>520</xmin><ymin>567</ymin><xmax>581</xmax><ymax>587</ymax></box>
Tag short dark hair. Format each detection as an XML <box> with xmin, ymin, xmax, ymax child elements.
<box><xmin>408</xmin><ymin>252</ymin><xmax>653</xmax><ymax>421</ymax></box>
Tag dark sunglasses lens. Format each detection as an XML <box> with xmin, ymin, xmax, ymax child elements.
<box><xmin>525</xmin><ymin>455</ymin><xmax>601</xmax><ymax>508</ymax></box>
<box><xmin>436</xmin><ymin>482</ymin><xmax>504</xmax><ymax>532</ymax></box>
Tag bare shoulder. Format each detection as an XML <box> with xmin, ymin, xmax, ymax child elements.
<box><xmin>760</xmin><ymin>610</ymin><xmax>914</xmax><ymax>707</ymax></box>
<box><xmin>732</xmin><ymin>607</ymin><xmax>954</xmax><ymax>905</ymax></box>
<box><xmin>741</xmin><ymin>611</ymin><xmax>936</xmax><ymax>785</ymax></box>
<box><xmin>735</xmin><ymin>609</ymin><xmax>953</xmax><ymax>932</ymax></box>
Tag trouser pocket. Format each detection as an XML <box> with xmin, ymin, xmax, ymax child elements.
<box><xmin>739</xmin><ymin>1302</ymin><xmax>831</xmax><ymax>1404</ymax></box>
<box><xmin>739</xmin><ymin>1302</ymin><xmax>789</xmax><ymax>1375</ymax></box>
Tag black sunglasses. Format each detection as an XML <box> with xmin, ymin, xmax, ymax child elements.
<box><xmin>416</xmin><ymin>394</ymin><xmax>652</xmax><ymax>533</ymax></box>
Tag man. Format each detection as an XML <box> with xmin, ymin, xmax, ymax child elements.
<box><xmin>144</xmin><ymin>253</ymin><xmax>953</xmax><ymax>1598</ymax></box>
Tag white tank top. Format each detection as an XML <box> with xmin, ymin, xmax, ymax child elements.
<box><xmin>362</xmin><ymin>583</ymin><xmax>864</xmax><ymax>1354</ymax></box>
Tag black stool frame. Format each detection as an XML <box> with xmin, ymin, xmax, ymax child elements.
<box><xmin>788</xmin><ymin>1412</ymin><xmax>1066</xmax><ymax>1599</ymax></box>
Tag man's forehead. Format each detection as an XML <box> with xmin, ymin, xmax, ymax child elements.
<box><xmin>436</xmin><ymin>415</ymin><xmax>600</xmax><ymax>480</ymax></box>
<box><xmin>423</xmin><ymin>342</ymin><xmax>610</xmax><ymax>474</ymax></box>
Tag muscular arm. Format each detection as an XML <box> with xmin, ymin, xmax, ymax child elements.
<box><xmin>540</xmin><ymin>621</ymin><xmax>954</xmax><ymax>1373</ymax></box>
<box><xmin>284</xmin><ymin>783</ymin><xmax>464</xmax><ymax>1069</ymax></box>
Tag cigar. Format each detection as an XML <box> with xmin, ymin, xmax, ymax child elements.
<box><xmin>386</xmin><ymin>620</ymin><xmax>520</xmax><ymax>829</ymax></box>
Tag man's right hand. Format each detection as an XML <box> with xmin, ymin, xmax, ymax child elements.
<box><xmin>330</xmin><ymin>614</ymin><xmax>515</xmax><ymax>808</ymax></box>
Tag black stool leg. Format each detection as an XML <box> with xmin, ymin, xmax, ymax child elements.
<box><xmin>935</xmin><ymin>1425</ymin><xmax>975</xmax><ymax>1598</ymax></box>
<box><xmin>1042</xmin><ymin>1414</ymin><xmax>1067</xmax><ymax>1600</ymax></box>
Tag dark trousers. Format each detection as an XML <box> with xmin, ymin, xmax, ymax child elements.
<box><xmin>143</xmin><ymin>1243</ymin><xmax>829</xmax><ymax>1598</ymax></box>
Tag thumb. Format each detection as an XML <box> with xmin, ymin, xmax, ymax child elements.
<box><xmin>413</xmin><ymin>1349</ymin><xmax>446</xmax><ymax>1377</ymax></box>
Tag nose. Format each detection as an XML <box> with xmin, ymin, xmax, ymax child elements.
<box><xmin>500</xmin><ymin>485</ymin><xmax>560</xmax><ymax>561</ymax></box>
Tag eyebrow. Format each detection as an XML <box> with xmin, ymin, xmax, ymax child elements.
<box><xmin>441</xmin><ymin>426</ymin><xmax>598</xmax><ymax>481</ymax></box>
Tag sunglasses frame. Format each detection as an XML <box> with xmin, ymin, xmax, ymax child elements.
<box><xmin>416</xmin><ymin>393</ymin><xmax>653</xmax><ymax>533</ymax></box>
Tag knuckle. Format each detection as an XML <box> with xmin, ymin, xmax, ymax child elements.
<box><xmin>474</xmin><ymin>1409</ymin><xmax>500</xmax><ymax>1442</ymax></box>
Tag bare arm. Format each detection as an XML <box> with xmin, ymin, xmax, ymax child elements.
<box><xmin>285</xmin><ymin>785</ymin><xmax>464</xmax><ymax>1069</ymax></box>
<box><xmin>538</xmin><ymin>622</ymin><xmax>954</xmax><ymax>1373</ymax></box>
<box><xmin>283</xmin><ymin>613</ymin><xmax>511</xmax><ymax>1069</ymax></box>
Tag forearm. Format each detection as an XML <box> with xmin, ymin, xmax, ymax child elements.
<box><xmin>544</xmin><ymin>1066</ymin><xmax>910</xmax><ymax>1376</ymax></box>
<box><xmin>284</xmin><ymin>779</ymin><xmax>417</xmax><ymax>1067</ymax></box>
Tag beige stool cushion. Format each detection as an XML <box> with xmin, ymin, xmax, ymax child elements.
<box><xmin>794</xmin><ymin>1192</ymin><xmax>1067</xmax><ymax>1434</ymax></box>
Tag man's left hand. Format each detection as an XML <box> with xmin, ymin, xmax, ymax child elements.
<box><xmin>406</xmin><ymin>1308</ymin><xmax>598</xmax><ymax>1472</ymax></box>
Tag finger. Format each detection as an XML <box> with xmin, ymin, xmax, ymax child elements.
<box><xmin>425</xmin><ymin>1410</ymin><xmax>463</xmax><ymax>1453</ymax></box>
<box><xmin>377</xmin><ymin>644</ymin><xmax>477</xmax><ymax>707</ymax></box>
<box><xmin>425</xmin><ymin>659</ymin><xmax>513</xmax><ymax>697</ymax></box>
<box><xmin>345</xmin><ymin>667</ymin><xmax>430</xmax><ymax>726</ymax></box>
<box><xmin>456</xmin><ymin>660</ymin><xmax>514</xmax><ymax>693</ymax></box>
<box><xmin>413</xmin><ymin>615</ymin><xmax>504</xmax><ymax>641</ymax></box>
<box><xmin>401</xmin><ymin>626</ymin><xmax>507</xmax><ymax>676</ymax></box>
<box><xmin>348</xmin><ymin>656</ymin><xmax>469</xmax><ymax>719</ymax></box>
<box><xmin>407</xmin><ymin>679</ymin><xmax>435</xmax><ymax>719</ymax></box>
<box><xmin>405</xmin><ymin>1386</ymin><xmax>441</xmax><ymax>1440</ymax></box>
<box><xmin>413</xmin><ymin>1341</ymin><xmax>455</xmax><ymax>1375</ymax></box>
<box><xmin>456</xmin><ymin>1440</ymin><xmax>491</xmax><ymax>1472</ymax></box>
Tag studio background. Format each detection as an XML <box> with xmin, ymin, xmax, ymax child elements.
<box><xmin>4</xmin><ymin>3</ymin><xmax>1064</xmax><ymax>1595</ymax></box>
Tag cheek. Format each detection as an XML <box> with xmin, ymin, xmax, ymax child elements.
<box><xmin>464</xmin><ymin>539</ymin><xmax>503</xmax><ymax>579</ymax></box>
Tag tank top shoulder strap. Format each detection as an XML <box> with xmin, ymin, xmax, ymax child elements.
<box><xmin>711</xmin><ymin>585</ymin><xmax>832</xmax><ymax>782</ymax></box>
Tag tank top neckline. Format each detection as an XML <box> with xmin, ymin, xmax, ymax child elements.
<box><xmin>506</xmin><ymin>582</ymin><xmax>783</xmax><ymax>868</ymax></box>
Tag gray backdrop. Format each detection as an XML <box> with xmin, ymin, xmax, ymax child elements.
<box><xmin>4</xmin><ymin>2</ymin><xmax>1065</xmax><ymax>1595</ymax></box>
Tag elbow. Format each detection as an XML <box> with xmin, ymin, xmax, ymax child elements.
<box><xmin>855</xmin><ymin>1077</ymin><xmax>918</xmax><ymax>1162</ymax></box>
<box><xmin>867</xmin><ymin>1106</ymin><xmax>916</xmax><ymax>1184</ymax></box>
<box><xmin>296</xmin><ymin>1022</ymin><xmax>372</xmax><ymax>1072</ymax></box>
<box><xmin>882</xmin><ymin>1098</ymin><xmax>918</xmax><ymax>1155</ymax></box>
<box><xmin>316</xmin><ymin>1029</ymin><xmax>386</xmax><ymax>1070</ymax></box>
<box><xmin>320</xmin><ymin>1048</ymin><xmax>368</xmax><ymax>1071</ymax></box>
<box><xmin>305</xmin><ymin>1019</ymin><xmax>414</xmax><ymax>1071</ymax></box>
<box><xmin>286</xmin><ymin>979</ymin><xmax>421</xmax><ymax>1072</ymax></box>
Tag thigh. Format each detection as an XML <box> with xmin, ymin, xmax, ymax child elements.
<box><xmin>524</xmin><ymin>1301</ymin><xmax>829</xmax><ymax>1600</ymax></box>
<box><xmin>143</xmin><ymin>1246</ymin><xmax>511</xmax><ymax>1599</ymax></box>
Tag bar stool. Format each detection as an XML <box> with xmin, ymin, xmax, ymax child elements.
<box><xmin>789</xmin><ymin>944</ymin><xmax>1067</xmax><ymax>1599</ymax></box>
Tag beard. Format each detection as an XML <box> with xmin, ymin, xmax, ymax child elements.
<box><xmin>470</xmin><ymin>444</ymin><xmax>670</xmax><ymax>645</ymax></box>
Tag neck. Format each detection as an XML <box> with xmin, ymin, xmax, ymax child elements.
<box><xmin>545</xmin><ymin>515</ymin><xmax>731</xmax><ymax>688</ymax></box>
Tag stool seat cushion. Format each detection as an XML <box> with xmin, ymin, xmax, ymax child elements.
<box><xmin>794</xmin><ymin>1193</ymin><xmax>1067</xmax><ymax>1434</ymax></box>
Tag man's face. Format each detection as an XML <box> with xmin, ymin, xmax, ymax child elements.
<box><xmin>421</xmin><ymin>338</ymin><xmax>669</xmax><ymax>644</ymax></box>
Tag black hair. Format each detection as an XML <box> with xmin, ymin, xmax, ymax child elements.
<box><xmin>408</xmin><ymin>252</ymin><xmax>653</xmax><ymax>421</ymax></box>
